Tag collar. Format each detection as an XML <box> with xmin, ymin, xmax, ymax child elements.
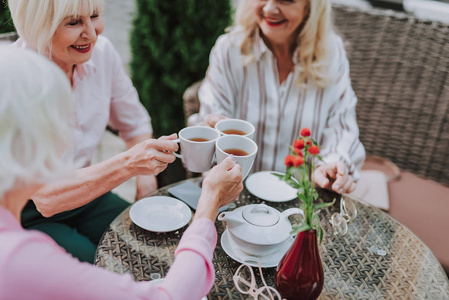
<box><xmin>253</xmin><ymin>29</ymin><xmax>300</xmax><ymax>65</ymax></box>
<box><xmin>73</xmin><ymin>59</ymin><xmax>96</xmax><ymax>79</ymax></box>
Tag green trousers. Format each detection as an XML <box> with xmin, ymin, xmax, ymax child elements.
<box><xmin>21</xmin><ymin>191</ymin><xmax>130</xmax><ymax>264</ymax></box>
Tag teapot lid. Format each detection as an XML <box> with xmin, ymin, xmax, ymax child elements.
<box><xmin>242</xmin><ymin>204</ymin><xmax>279</xmax><ymax>227</ymax></box>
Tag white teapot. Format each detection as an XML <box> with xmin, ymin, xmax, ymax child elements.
<box><xmin>218</xmin><ymin>204</ymin><xmax>304</xmax><ymax>256</ymax></box>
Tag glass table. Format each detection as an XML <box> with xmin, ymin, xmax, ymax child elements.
<box><xmin>95</xmin><ymin>178</ymin><xmax>449</xmax><ymax>299</ymax></box>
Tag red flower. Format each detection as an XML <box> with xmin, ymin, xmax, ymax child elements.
<box><xmin>285</xmin><ymin>155</ymin><xmax>304</xmax><ymax>167</ymax></box>
<box><xmin>300</xmin><ymin>127</ymin><xmax>311</xmax><ymax>137</ymax></box>
<box><xmin>308</xmin><ymin>145</ymin><xmax>320</xmax><ymax>155</ymax></box>
<box><xmin>306</xmin><ymin>139</ymin><xmax>312</xmax><ymax>146</ymax></box>
<box><xmin>293</xmin><ymin>139</ymin><xmax>305</xmax><ymax>150</ymax></box>
<box><xmin>293</xmin><ymin>148</ymin><xmax>304</xmax><ymax>156</ymax></box>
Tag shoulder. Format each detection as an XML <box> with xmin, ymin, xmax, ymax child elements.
<box><xmin>327</xmin><ymin>33</ymin><xmax>350</xmax><ymax>77</ymax></box>
<box><xmin>212</xmin><ymin>30</ymin><xmax>244</xmax><ymax>55</ymax></box>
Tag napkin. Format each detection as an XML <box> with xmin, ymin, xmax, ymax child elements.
<box><xmin>350</xmin><ymin>170</ymin><xmax>389</xmax><ymax>211</ymax></box>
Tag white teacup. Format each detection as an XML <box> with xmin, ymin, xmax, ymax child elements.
<box><xmin>215</xmin><ymin>135</ymin><xmax>258</xmax><ymax>179</ymax></box>
<box><xmin>215</xmin><ymin>119</ymin><xmax>255</xmax><ymax>140</ymax></box>
<box><xmin>174</xmin><ymin>126</ymin><xmax>220</xmax><ymax>173</ymax></box>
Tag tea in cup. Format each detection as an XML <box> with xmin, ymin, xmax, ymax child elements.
<box><xmin>215</xmin><ymin>135</ymin><xmax>258</xmax><ymax>179</ymax></box>
<box><xmin>174</xmin><ymin>126</ymin><xmax>220</xmax><ymax>173</ymax></box>
<box><xmin>215</xmin><ymin>119</ymin><xmax>255</xmax><ymax>140</ymax></box>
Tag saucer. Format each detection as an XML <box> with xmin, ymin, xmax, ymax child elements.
<box><xmin>245</xmin><ymin>171</ymin><xmax>298</xmax><ymax>202</ymax></box>
<box><xmin>130</xmin><ymin>196</ymin><xmax>192</xmax><ymax>232</ymax></box>
<box><xmin>220</xmin><ymin>229</ymin><xmax>293</xmax><ymax>268</ymax></box>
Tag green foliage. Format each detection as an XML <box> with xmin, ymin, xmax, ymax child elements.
<box><xmin>0</xmin><ymin>1</ymin><xmax>15</xmax><ymax>34</ymax></box>
<box><xmin>130</xmin><ymin>0</ymin><xmax>232</xmax><ymax>137</ymax></box>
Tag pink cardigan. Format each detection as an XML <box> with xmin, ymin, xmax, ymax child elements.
<box><xmin>0</xmin><ymin>207</ymin><xmax>216</xmax><ymax>300</ymax></box>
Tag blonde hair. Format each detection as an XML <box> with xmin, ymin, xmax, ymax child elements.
<box><xmin>0</xmin><ymin>46</ymin><xmax>77</xmax><ymax>198</ymax></box>
<box><xmin>233</xmin><ymin>0</ymin><xmax>335</xmax><ymax>88</ymax></box>
<box><xmin>8</xmin><ymin>0</ymin><xmax>104</xmax><ymax>57</ymax></box>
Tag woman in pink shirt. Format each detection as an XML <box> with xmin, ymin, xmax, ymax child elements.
<box><xmin>0</xmin><ymin>46</ymin><xmax>242</xmax><ymax>300</ymax></box>
<box><xmin>7</xmin><ymin>0</ymin><xmax>176</xmax><ymax>263</ymax></box>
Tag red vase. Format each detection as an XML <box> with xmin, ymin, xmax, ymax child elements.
<box><xmin>275</xmin><ymin>229</ymin><xmax>324</xmax><ymax>300</ymax></box>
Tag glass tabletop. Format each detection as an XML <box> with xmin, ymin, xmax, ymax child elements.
<box><xmin>95</xmin><ymin>177</ymin><xmax>449</xmax><ymax>299</ymax></box>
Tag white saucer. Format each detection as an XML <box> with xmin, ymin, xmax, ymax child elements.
<box><xmin>220</xmin><ymin>229</ymin><xmax>293</xmax><ymax>268</ymax></box>
<box><xmin>245</xmin><ymin>171</ymin><xmax>298</xmax><ymax>202</ymax></box>
<box><xmin>130</xmin><ymin>196</ymin><xmax>192</xmax><ymax>232</ymax></box>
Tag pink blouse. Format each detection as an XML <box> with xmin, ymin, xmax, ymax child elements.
<box><xmin>0</xmin><ymin>207</ymin><xmax>216</xmax><ymax>300</ymax></box>
<box><xmin>13</xmin><ymin>36</ymin><xmax>153</xmax><ymax>165</ymax></box>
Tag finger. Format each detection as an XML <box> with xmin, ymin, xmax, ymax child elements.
<box><xmin>217</xmin><ymin>155</ymin><xmax>237</xmax><ymax>171</ymax></box>
<box><xmin>158</xmin><ymin>133</ymin><xmax>178</xmax><ymax>140</ymax></box>
<box><xmin>229</xmin><ymin>164</ymin><xmax>243</xmax><ymax>181</ymax></box>
<box><xmin>314</xmin><ymin>169</ymin><xmax>329</xmax><ymax>188</ymax></box>
<box><xmin>149</xmin><ymin>139</ymin><xmax>179</xmax><ymax>152</ymax></box>
<box><xmin>152</xmin><ymin>151</ymin><xmax>176</xmax><ymax>164</ymax></box>
<box><xmin>348</xmin><ymin>182</ymin><xmax>357</xmax><ymax>193</ymax></box>
<box><xmin>332</xmin><ymin>173</ymin><xmax>349</xmax><ymax>193</ymax></box>
<box><xmin>324</xmin><ymin>164</ymin><xmax>338</xmax><ymax>178</ymax></box>
<box><xmin>336</xmin><ymin>161</ymin><xmax>346</xmax><ymax>176</ymax></box>
<box><xmin>342</xmin><ymin>178</ymin><xmax>354</xmax><ymax>193</ymax></box>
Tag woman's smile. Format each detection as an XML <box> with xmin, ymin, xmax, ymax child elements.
<box><xmin>71</xmin><ymin>43</ymin><xmax>91</xmax><ymax>53</ymax></box>
<box><xmin>264</xmin><ymin>18</ymin><xmax>286</xmax><ymax>27</ymax></box>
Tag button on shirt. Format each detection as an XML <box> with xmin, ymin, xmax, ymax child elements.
<box><xmin>192</xmin><ymin>29</ymin><xmax>365</xmax><ymax>179</ymax></box>
<box><xmin>13</xmin><ymin>36</ymin><xmax>153</xmax><ymax>166</ymax></box>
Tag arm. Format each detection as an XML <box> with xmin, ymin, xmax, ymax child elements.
<box><xmin>314</xmin><ymin>38</ymin><xmax>366</xmax><ymax>193</ymax></box>
<box><xmin>3</xmin><ymin>159</ymin><xmax>242</xmax><ymax>300</ymax></box>
<box><xmin>1</xmin><ymin>227</ymin><xmax>195</xmax><ymax>300</ymax></box>
<box><xmin>32</xmin><ymin>135</ymin><xmax>178</xmax><ymax>217</ymax></box>
<box><xmin>163</xmin><ymin>156</ymin><xmax>243</xmax><ymax>299</ymax></box>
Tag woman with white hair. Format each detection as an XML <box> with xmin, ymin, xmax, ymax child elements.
<box><xmin>191</xmin><ymin>0</ymin><xmax>366</xmax><ymax>194</ymax></box>
<box><xmin>7</xmin><ymin>0</ymin><xmax>172</xmax><ymax>263</ymax></box>
<box><xmin>0</xmin><ymin>46</ymin><xmax>242</xmax><ymax>299</ymax></box>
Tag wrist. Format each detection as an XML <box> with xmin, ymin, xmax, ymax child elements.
<box><xmin>194</xmin><ymin>195</ymin><xmax>220</xmax><ymax>222</ymax></box>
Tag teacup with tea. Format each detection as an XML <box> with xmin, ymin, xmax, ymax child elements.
<box><xmin>215</xmin><ymin>135</ymin><xmax>258</xmax><ymax>179</ymax></box>
<box><xmin>174</xmin><ymin>126</ymin><xmax>220</xmax><ymax>173</ymax></box>
<box><xmin>215</xmin><ymin>119</ymin><xmax>255</xmax><ymax>140</ymax></box>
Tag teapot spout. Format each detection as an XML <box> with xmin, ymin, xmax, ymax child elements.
<box><xmin>218</xmin><ymin>211</ymin><xmax>244</xmax><ymax>229</ymax></box>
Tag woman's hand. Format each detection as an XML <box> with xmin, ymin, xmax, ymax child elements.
<box><xmin>313</xmin><ymin>161</ymin><xmax>356</xmax><ymax>194</ymax></box>
<box><xmin>194</xmin><ymin>156</ymin><xmax>243</xmax><ymax>221</ymax></box>
<box><xmin>201</xmin><ymin>113</ymin><xmax>228</xmax><ymax>127</ymax></box>
<box><xmin>126</xmin><ymin>133</ymin><xmax>178</xmax><ymax>176</ymax></box>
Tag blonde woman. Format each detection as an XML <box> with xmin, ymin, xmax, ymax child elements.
<box><xmin>191</xmin><ymin>0</ymin><xmax>366</xmax><ymax>194</ymax></box>
<box><xmin>7</xmin><ymin>0</ymin><xmax>175</xmax><ymax>263</ymax></box>
<box><xmin>0</xmin><ymin>46</ymin><xmax>242</xmax><ymax>300</ymax></box>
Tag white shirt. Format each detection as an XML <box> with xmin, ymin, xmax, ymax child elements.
<box><xmin>191</xmin><ymin>30</ymin><xmax>365</xmax><ymax>179</ymax></box>
<box><xmin>13</xmin><ymin>36</ymin><xmax>153</xmax><ymax>165</ymax></box>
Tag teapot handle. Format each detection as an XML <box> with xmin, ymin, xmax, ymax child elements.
<box><xmin>282</xmin><ymin>208</ymin><xmax>305</xmax><ymax>235</ymax></box>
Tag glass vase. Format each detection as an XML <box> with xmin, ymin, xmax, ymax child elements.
<box><xmin>275</xmin><ymin>229</ymin><xmax>324</xmax><ymax>300</ymax></box>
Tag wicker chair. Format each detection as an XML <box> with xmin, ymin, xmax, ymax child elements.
<box><xmin>183</xmin><ymin>4</ymin><xmax>449</xmax><ymax>272</ymax></box>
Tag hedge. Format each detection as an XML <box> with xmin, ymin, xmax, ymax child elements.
<box><xmin>0</xmin><ymin>1</ymin><xmax>14</xmax><ymax>34</ymax></box>
<box><xmin>130</xmin><ymin>0</ymin><xmax>232</xmax><ymax>137</ymax></box>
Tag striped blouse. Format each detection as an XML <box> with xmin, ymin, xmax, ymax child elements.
<box><xmin>191</xmin><ymin>29</ymin><xmax>366</xmax><ymax>179</ymax></box>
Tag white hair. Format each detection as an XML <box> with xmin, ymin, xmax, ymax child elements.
<box><xmin>0</xmin><ymin>46</ymin><xmax>77</xmax><ymax>198</ymax></box>
<box><xmin>8</xmin><ymin>0</ymin><xmax>104</xmax><ymax>57</ymax></box>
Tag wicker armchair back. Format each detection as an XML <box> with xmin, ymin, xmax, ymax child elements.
<box><xmin>333</xmin><ymin>5</ymin><xmax>449</xmax><ymax>186</ymax></box>
<box><xmin>183</xmin><ymin>4</ymin><xmax>449</xmax><ymax>186</ymax></box>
